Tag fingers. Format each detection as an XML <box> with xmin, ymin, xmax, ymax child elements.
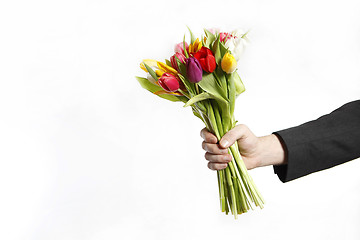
<box><xmin>208</xmin><ymin>162</ymin><xmax>228</xmax><ymax>171</ymax></box>
<box><xmin>200</xmin><ymin>128</ymin><xmax>227</xmax><ymax>154</ymax></box>
<box><xmin>204</xmin><ymin>152</ymin><xmax>232</xmax><ymax>171</ymax></box>
<box><xmin>204</xmin><ymin>152</ymin><xmax>232</xmax><ymax>163</ymax></box>
<box><xmin>202</xmin><ymin>141</ymin><xmax>228</xmax><ymax>154</ymax></box>
<box><xmin>201</xmin><ymin>126</ymin><xmax>249</xmax><ymax>171</ymax></box>
<box><xmin>219</xmin><ymin>124</ymin><xmax>250</xmax><ymax>148</ymax></box>
<box><xmin>200</xmin><ymin>128</ymin><xmax>217</xmax><ymax>144</ymax></box>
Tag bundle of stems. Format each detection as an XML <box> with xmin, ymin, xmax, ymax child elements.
<box><xmin>185</xmin><ymin>81</ymin><xmax>264</xmax><ymax>218</ymax></box>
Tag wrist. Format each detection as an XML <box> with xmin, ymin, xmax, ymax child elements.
<box><xmin>258</xmin><ymin>134</ymin><xmax>287</xmax><ymax>167</ymax></box>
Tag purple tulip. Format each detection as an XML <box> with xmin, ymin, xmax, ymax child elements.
<box><xmin>186</xmin><ymin>57</ymin><xmax>203</xmax><ymax>83</ymax></box>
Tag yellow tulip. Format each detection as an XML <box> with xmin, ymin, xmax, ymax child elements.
<box><xmin>157</xmin><ymin>61</ymin><xmax>178</xmax><ymax>75</ymax></box>
<box><xmin>221</xmin><ymin>52</ymin><xmax>237</xmax><ymax>74</ymax></box>
<box><xmin>188</xmin><ymin>38</ymin><xmax>202</xmax><ymax>54</ymax></box>
<box><xmin>140</xmin><ymin>59</ymin><xmax>158</xmax><ymax>72</ymax></box>
<box><xmin>140</xmin><ymin>59</ymin><xmax>178</xmax><ymax>76</ymax></box>
<box><xmin>155</xmin><ymin>69</ymin><xmax>165</xmax><ymax>77</ymax></box>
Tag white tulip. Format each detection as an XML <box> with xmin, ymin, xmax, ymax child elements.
<box><xmin>224</xmin><ymin>29</ymin><xmax>249</xmax><ymax>61</ymax></box>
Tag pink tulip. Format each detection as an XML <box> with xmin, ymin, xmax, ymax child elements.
<box><xmin>158</xmin><ymin>73</ymin><xmax>180</xmax><ymax>92</ymax></box>
<box><xmin>170</xmin><ymin>52</ymin><xmax>186</xmax><ymax>71</ymax></box>
<box><xmin>174</xmin><ymin>42</ymin><xmax>189</xmax><ymax>55</ymax></box>
<box><xmin>219</xmin><ymin>32</ymin><xmax>236</xmax><ymax>43</ymax></box>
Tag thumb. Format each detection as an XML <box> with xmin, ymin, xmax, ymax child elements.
<box><xmin>219</xmin><ymin>124</ymin><xmax>249</xmax><ymax>149</ymax></box>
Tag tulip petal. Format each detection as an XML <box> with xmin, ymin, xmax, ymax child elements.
<box><xmin>154</xmin><ymin>90</ymin><xmax>183</xmax><ymax>96</ymax></box>
<box><xmin>140</xmin><ymin>59</ymin><xmax>158</xmax><ymax>72</ymax></box>
<box><xmin>136</xmin><ymin>76</ymin><xmax>183</xmax><ymax>102</ymax></box>
<box><xmin>155</xmin><ymin>69</ymin><xmax>165</xmax><ymax>77</ymax></box>
<box><xmin>221</xmin><ymin>52</ymin><xmax>237</xmax><ymax>74</ymax></box>
<box><xmin>157</xmin><ymin>62</ymin><xmax>178</xmax><ymax>75</ymax></box>
<box><xmin>186</xmin><ymin>57</ymin><xmax>203</xmax><ymax>83</ymax></box>
<box><xmin>143</xmin><ymin>63</ymin><xmax>159</xmax><ymax>81</ymax></box>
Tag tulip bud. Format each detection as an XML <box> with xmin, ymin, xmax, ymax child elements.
<box><xmin>174</xmin><ymin>42</ymin><xmax>189</xmax><ymax>55</ymax></box>
<box><xmin>186</xmin><ymin>57</ymin><xmax>203</xmax><ymax>83</ymax></box>
<box><xmin>219</xmin><ymin>32</ymin><xmax>231</xmax><ymax>43</ymax></box>
<box><xmin>221</xmin><ymin>52</ymin><xmax>237</xmax><ymax>74</ymax></box>
<box><xmin>158</xmin><ymin>73</ymin><xmax>180</xmax><ymax>92</ymax></box>
<box><xmin>194</xmin><ymin>47</ymin><xmax>216</xmax><ymax>73</ymax></box>
<box><xmin>170</xmin><ymin>52</ymin><xmax>186</xmax><ymax>72</ymax></box>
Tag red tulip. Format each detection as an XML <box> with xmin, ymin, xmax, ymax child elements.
<box><xmin>193</xmin><ymin>47</ymin><xmax>216</xmax><ymax>73</ymax></box>
<box><xmin>158</xmin><ymin>73</ymin><xmax>180</xmax><ymax>92</ymax></box>
<box><xmin>170</xmin><ymin>52</ymin><xmax>186</xmax><ymax>72</ymax></box>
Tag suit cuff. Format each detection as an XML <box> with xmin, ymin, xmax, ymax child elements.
<box><xmin>272</xmin><ymin>129</ymin><xmax>312</xmax><ymax>182</ymax></box>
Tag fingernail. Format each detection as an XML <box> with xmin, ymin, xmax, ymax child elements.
<box><xmin>222</xmin><ymin>139</ymin><xmax>229</xmax><ymax>148</ymax></box>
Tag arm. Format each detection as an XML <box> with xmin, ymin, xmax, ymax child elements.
<box><xmin>201</xmin><ymin>100</ymin><xmax>360</xmax><ymax>182</ymax></box>
<box><xmin>274</xmin><ymin>100</ymin><xmax>360</xmax><ymax>182</ymax></box>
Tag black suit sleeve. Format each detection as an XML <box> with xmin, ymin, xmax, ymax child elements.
<box><xmin>273</xmin><ymin>100</ymin><xmax>360</xmax><ymax>182</ymax></box>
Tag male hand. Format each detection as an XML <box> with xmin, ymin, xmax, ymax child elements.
<box><xmin>200</xmin><ymin>125</ymin><xmax>286</xmax><ymax>170</ymax></box>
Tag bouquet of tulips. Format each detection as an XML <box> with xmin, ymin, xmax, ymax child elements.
<box><xmin>136</xmin><ymin>28</ymin><xmax>264</xmax><ymax>218</ymax></box>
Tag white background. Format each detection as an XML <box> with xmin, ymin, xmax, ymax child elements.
<box><xmin>1</xmin><ymin>0</ymin><xmax>360</xmax><ymax>239</ymax></box>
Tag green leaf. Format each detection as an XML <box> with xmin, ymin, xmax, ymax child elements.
<box><xmin>177</xmin><ymin>60</ymin><xmax>186</xmax><ymax>76</ymax></box>
<box><xmin>233</xmin><ymin>72</ymin><xmax>246</xmax><ymax>96</ymax></box>
<box><xmin>219</xmin><ymin>40</ymin><xmax>228</xmax><ymax>57</ymax></box>
<box><xmin>135</xmin><ymin>76</ymin><xmax>183</xmax><ymax>102</ymax></box>
<box><xmin>198</xmin><ymin>73</ymin><xmax>228</xmax><ymax>102</ymax></box>
<box><xmin>159</xmin><ymin>94</ymin><xmax>185</xmax><ymax>102</ymax></box>
<box><xmin>187</xmin><ymin>26</ymin><xmax>196</xmax><ymax>44</ymax></box>
<box><xmin>227</xmin><ymin>73</ymin><xmax>236</xmax><ymax>116</ymax></box>
<box><xmin>212</xmin><ymin>36</ymin><xmax>222</xmax><ymax>64</ymax></box>
<box><xmin>204</xmin><ymin>29</ymin><xmax>215</xmax><ymax>48</ymax></box>
<box><xmin>143</xmin><ymin>63</ymin><xmax>158</xmax><ymax>81</ymax></box>
<box><xmin>214</xmin><ymin>67</ymin><xmax>227</xmax><ymax>97</ymax></box>
<box><xmin>136</xmin><ymin>76</ymin><xmax>161</xmax><ymax>93</ymax></box>
<box><xmin>192</xmin><ymin>108</ymin><xmax>203</xmax><ymax>119</ymax></box>
<box><xmin>192</xmin><ymin>107</ymin><xmax>206</xmax><ymax>123</ymax></box>
<box><xmin>184</xmin><ymin>92</ymin><xmax>214</xmax><ymax>107</ymax></box>
<box><xmin>183</xmin><ymin>35</ymin><xmax>189</xmax><ymax>58</ymax></box>
<box><xmin>165</xmin><ymin>59</ymin><xmax>172</xmax><ymax>67</ymax></box>
<box><xmin>178</xmin><ymin>74</ymin><xmax>196</xmax><ymax>96</ymax></box>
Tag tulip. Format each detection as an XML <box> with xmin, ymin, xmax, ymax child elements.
<box><xmin>140</xmin><ymin>59</ymin><xmax>158</xmax><ymax>72</ymax></box>
<box><xmin>194</xmin><ymin>47</ymin><xmax>216</xmax><ymax>73</ymax></box>
<box><xmin>170</xmin><ymin>52</ymin><xmax>186</xmax><ymax>72</ymax></box>
<box><xmin>157</xmin><ymin>61</ymin><xmax>178</xmax><ymax>75</ymax></box>
<box><xmin>158</xmin><ymin>73</ymin><xmax>180</xmax><ymax>92</ymax></box>
<box><xmin>219</xmin><ymin>32</ymin><xmax>232</xmax><ymax>43</ymax></box>
<box><xmin>188</xmin><ymin>38</ymin><xmax>202</xmax><ymax>55</ymax></box>
<box><xmin>186</xmin><ymin>57</ymin><xmax>203</xmax><ymax>83</ymax></box>
<box><xmin>174</xmin><ymin>42</ymin><xmax>189</xmax><ymax>55</ymax></box>
<box><xmin>224</xmin><ymin>30</ymin><xmax>248</xmax><ymax>61</ymax></box>
<box><xmin>221</xmin><ymin>52</ymin><xmax>237</xmax><ymax>74</ymax></box>
<box><xmin>207</xmin><ymin>28</ymin><xmax>219</xmax><ymax>34</ymax></box>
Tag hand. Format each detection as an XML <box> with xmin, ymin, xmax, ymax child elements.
<box><xmin>200</xmin><ymin>124</ymin><xmax>286</xmax><ymax>171</ymax></box>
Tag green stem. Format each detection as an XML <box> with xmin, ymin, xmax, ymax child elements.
<box><xmin>230</xmin><ymin>143</ymin><xmax>265</xmax><ymax>208</ymax></box>
<box><xmin>198</xmin><ymin>99</ymin><xmax>265</xmax><ymax>216</ymax></box>
<box><xmin>204</xmin><ymin>100</ymin><xmax>226</xmax><ymax>212</ymax></box>
<box><xmin>178</xmin><ymin>89</ymin><xmax>190</xmax><ymax>99</ymax></box>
